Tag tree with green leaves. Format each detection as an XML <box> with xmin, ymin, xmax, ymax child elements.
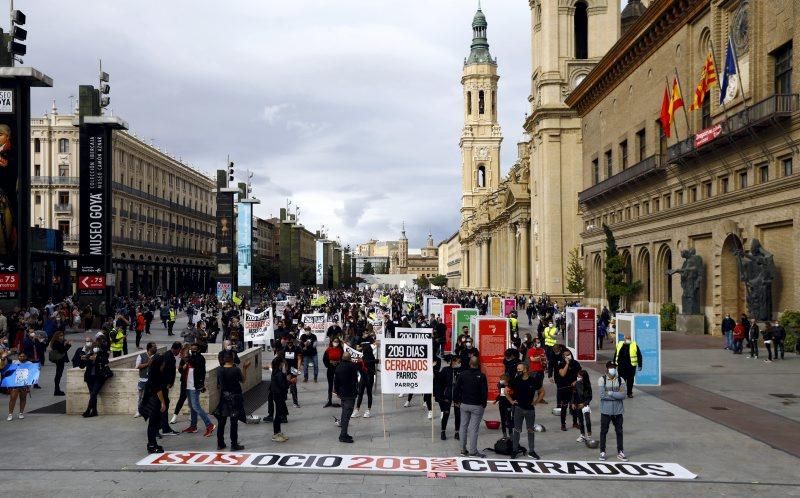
<box><xmin>566</xmin><ymin>247</ymin><xmax>586</xmax><ymax>295</ymax></box>
<box><xmin>603</xmin><ymin>224</ymin><xmax>640</xmax><ymax>312</ymax></box>
<box><xmin>429</xmin><ymin>274</ymin><xmax>449</xmax><ymax>287</ymax></box>
<box><xmin>416</xmin><ymin>275</ymin><xmax>430</xmax><ymax>289</ymax></box>
<box><xmin>362</xmin><ymin>261</ymin><xmax>375</xmax><ymax>275</ymax></box>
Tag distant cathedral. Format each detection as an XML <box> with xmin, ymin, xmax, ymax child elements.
<box><xmin>389</xmin><ymin>224</ymin><xmax>439</xmax><ymax>278</ymax></box>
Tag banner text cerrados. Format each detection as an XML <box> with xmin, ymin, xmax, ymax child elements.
<box><xmin>137</xmin><ymin>451</ymin><xmax>698</xmax><ymax>480</ymax></box>
<box><xmin>381</xmin><ymin>337</ymin><xmax>433</xmax><ymax>394</ymax></box>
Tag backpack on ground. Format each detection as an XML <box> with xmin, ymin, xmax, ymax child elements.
<box><xmin>489</xmin><ymin>437</ymin><xmax>525</xmax><ymax>456</ymax></box>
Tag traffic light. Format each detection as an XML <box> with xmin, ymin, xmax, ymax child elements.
<box><xmin>99</xmin><ymin>71</ymin><xmax>110</xmax><ymax>108</ymax></box>
<box><xmin>228</xmin><ymin>161</ymin><xmax>235</xmax><ymax>185</ymax></box>
<box><xmin>9</xmin><ymin>10</ymin><xmax>26</xmax><ymax>60</ymax></box>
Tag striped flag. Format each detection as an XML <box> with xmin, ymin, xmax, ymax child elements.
<box><xmin>669</xmin><ymin>77</ymin><xmax>684</xmax><ymax>123</ymax></box>
<box><xmin>689</xmin><ymin>53</ymin><xmax>718</xmax><ymax>110</ymax></box>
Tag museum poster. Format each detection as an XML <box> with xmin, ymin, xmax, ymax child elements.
<box><xmin>78</xmin><ymin>123</ymin><xmax>112</xmax><ymax>296</ymax></box>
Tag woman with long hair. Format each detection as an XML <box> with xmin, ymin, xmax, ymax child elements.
<box><xmin>82</xmin><ymin>340</ymin><xmax>111</xmax><ymax>418</ymax></box>
<box><xmin>213</xmin><ymin>350</ymin><xmax>249</xmax><ymax>450</ymax></box>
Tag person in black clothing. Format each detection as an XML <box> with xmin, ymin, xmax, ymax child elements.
<box><xmin>554</xmin><ymin>348</ymin><xmax>581</xmax><ymax>431</ymax></box>
<box><xmin>282</xmin><ymin>336</ymin><xmax>302</xmax><ymax>408</ymax></box>
<box><xmin>213</xmin><ymin>350</ymin><xmax>249</xmax><ymax>450</ymax></box>
<box><xmin>494</xmin><ymin>374</ymin><xmax>513</xmax><ymax>439</ymax></box>
<box><xmin>217</xmin><ymin>340</ymin><xmax>241</xmax><ymax>366</ymax></box>
<box><xmin>333</xmin><ymin>352</ymin><xmax>359</xmax><ymax>443</ymax></box>
<box><xmin>355</xmin><ymin>336</ymin><xmax>377</xmax><ymax>417</ymax></box>
<box><xmin>457</xmin><ymin>338</ymin><xmax>479</xmax><ymax>371</ymax></box>
<box><xmin>435</xmin><ymin>355</ymin><xmax>461</xmax><ymax>441</ymax></box>
<box><xmin>503</xmin><ymin>348</ymin><xmax>521</xmax><ymax>379</ymax></box>
<box><xmin>572</xmin><ymin>369</ymin><xmax>593</xmax><ymax>443</ymax></box>
<box><xmin>615</xmin><ymin>336</ymin><xmax>643</xmax><ymax>397</ymax></box>
<box><xmin>49</xmin><ymin>330</ymin><xmax>71</xmax><ymax>396</ymax></box>
<box><xmin>300</xmin><ymin>327</ymin><xmax>318</xmax><ymax>383</ymax></box>
<box><xmin>507</xmin><ymin>361</ymin><xmax>542</xmax><ymax>459</ymax></box>
<box><xmin>160</xmin><ymin>342</ymin><xmax>181</xmax><ymax>436</ymax></box>
<box><xmin>269</xmin><ymin>356</ymin><xmax>290</xmax><ymax>442</ymax></box>
<box><xmin>322</xmin><ymin>339</ymin><xmax>344</xmax><ymax>408</ymax></box>
<box><xmin>141</xmin><ymin>354</ymin><xmax>167</xmax><ymax>454</ymax></box>
<box><xmin>81</xmin><ymin>340</ymin><xmax>111</xmax><ymax>418</ymax></box>
<box><xmin>453</xmin><ymin>356</ymin><xmax>488</xmax><ymax>458</ymax></box>
<box><xmin>770</xmin><ymin>321</ymin><xmax>786</xmax><ymax>361</ymax></box>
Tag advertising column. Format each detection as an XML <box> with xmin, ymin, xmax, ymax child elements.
<box><xmin>236</xmin><ymin>191</ymin><xmax>258</xmax><ymax>301</ymax></box>
<box><xmin>215</xmin><ymin>170</ymin><xmax>238</xmax><ymax>301</ymax></box>
<box><xmin>0</xmin><ymin>68</ymin><xmax>52</xmax><ymax>308</ymax></box>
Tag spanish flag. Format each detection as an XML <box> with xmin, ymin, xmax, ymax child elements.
<box><xmin>689</xmin><ymin>53</ymin><xmax>718</xmax><ymax>111</ymax></box>
<box><xmin>669</xmin><ymin>77</ymin><xmax>684</xmax><ymax>121</ymax></box>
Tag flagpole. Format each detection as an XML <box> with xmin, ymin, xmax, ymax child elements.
<box><xmin>674</xmin><ymin>67</ymin><xmax>692</xmax><ymax>137</ymax></box>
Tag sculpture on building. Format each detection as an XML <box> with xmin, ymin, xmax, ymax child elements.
<box><xmin>734</xmin><ymin>238</ymin><xmax>775</xmax><ymax>321</ymax></box>
<box><xmin>665</xmin><ymin>248</ymin><xmax>704</xmax><ymax>315</ymax></box>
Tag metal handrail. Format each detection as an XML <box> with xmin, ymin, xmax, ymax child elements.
<box><xmin>579</xmin><ymin>154</ymin><xmax>662</xmax><ymax>204</ymax></box>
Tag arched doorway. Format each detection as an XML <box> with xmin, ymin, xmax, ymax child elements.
<box><xmin>720</xmin><ymin>234</ymin><xmax>744</xmax><ymax>318</ymax></box>
<box><xmin>621</xmin><ymin>249</ymin><xmax>632</xmax><ymax>310</ymax></box>
<box><xmin>593</xmin><ymin>254</ymin><xmax>603</xmax><ymax>306</ymax></box>
<box><xmin>637</xmin><ymin>248</ymin><xmax>651</xmax><ymax>313</ymax></box>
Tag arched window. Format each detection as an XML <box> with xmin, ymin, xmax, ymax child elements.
<box><xmin>574</xmin><ymin>1</ymin><xmax>588</xmax><ymax>60</ymax></box>
<box><xmin>478</xmin><ymin>90</ymin><xmax>485</xmax><ymax>114</ymax></box>
<box><xmin>58</xmin><ymin>138</ymin><xmax>69</xmax><ymax>153</ymax></box>
<box><xmin>477</xmin><ymin>165</ymin><xmax>486</xmax><ymax>188</ymax></box>
<box><xmin>467</xmin><ymin>91</ymin><xmax>472</xmax><ymax>115</ymax></box>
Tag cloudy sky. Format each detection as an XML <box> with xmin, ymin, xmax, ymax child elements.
<box><xmin>24</xmin><ymin>0</ymin><xmax>624</xmax><ymax>250</ymax></box>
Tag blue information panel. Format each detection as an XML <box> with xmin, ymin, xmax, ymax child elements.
<box><xmin>633</xmin><ymin>314</ymin><xmax>661</xmax><ymax>386</ymax></box>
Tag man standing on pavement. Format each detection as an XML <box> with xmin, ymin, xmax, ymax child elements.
<box><xmin>453</xmin><ymin>356</ymin><xmax>488</xmax><ymax>458</ymax></box>
<box><xmin>614</xmin><ymin>334</ymin><xmax>642</xmax><ymax>398</ymax></box>
<box><xmin>721</xmin><ymin>313</ymin><xmax>736</xmax><ymax>350</ymax></box>
<box><xmin>160</xmin><ymin>342</ymin><xmax>181</xmax><ymax>436</ymax></box>
<box><xmin>333</xmin><ymin>352</ymin><xmax>359</xmax><ymax>443</ymax></box>
<box><xmin>300</xmin><ymin>326</ymin><xmax>318</xmax><ymax>383</ymax></box>
<box><xmin>506</xmin><ymin>362</ymin><xmax>542</xmax><ymax>459</ymax></box>
<box><xmin>598</xmin><ymin>361</ymin><xmax>627</xmax><ymax>462</ymax></box>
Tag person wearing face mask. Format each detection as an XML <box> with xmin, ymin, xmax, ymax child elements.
<box><xmin>503</xmin><ymin>348</ymin><xmax>521</xmax><ymax>379</ymax></box>
<box><xmin>458</xmin><ymin>338</ymin><xmax>479</xmax><ymax>371</ymax></box>
<box><xmin>506</xmin><ymin>362</ymin><xmax>542</xmax><ymax>459</ymax></box>
<box><xmin>159</xmin><ymin>342</ymin><xmax>181</xmax><ymax>437</ymax></box>
<box><xmin>48</xmin><ymin>330</ymin><xmax>71</xmax><ymax>396</ymax></box>
<box><xmin>555</xmin><ymin>347</ymin><xmax>581</xmax><ymax>431</ymax></box>
<box><xmin>217</xmin><ymin>340</ymin><xmax>240</xmax><ymax>367</ymax></box>
<box><xmin>614</xmin><ymin>334</ymin><xmax>642</xmax><ymax>398</ymax></box>
<box><xmin>81</xmin><ymin>340</ymin><xmax>111</xmax><ymax>418</ymax></box>
<box><xmin>453</xmin><ymin>356</ymin><xmax>488</xmax><ymax>458</ymax></box>
<box><xmin>509</xmin><ymin>312</ymin><xmax>519</xmax><ymax>339</ymax></box>
<box><xmin>493</xmin><ymin>373</ymin><xmax>513</xmax><ymax>439</ymax></box>
<box><xmin>435</xmin><ymin>355</ymin><xmax>461</xmax><ymax>440</ymax></box>
<box><xmin>282</xmin><ymin>336</ymin><xmax>302</xmax><ymax>408</ymax></box>
<box><xmin>543</xmin><ymin>322</ymin><xmax>559</xmax><ymax>380</ymax></box>
<box><xmin>72</xmin><ymin>336</ymin><xmax>93</xmax><ymax>369</ymax></box>
<box><xmin>598</xmin><ymin>361</ymin><xmax>627</xmax><ymax>462</ymax></box>
<box><xmin>140</xmin><ymin>353</ymin><xmax>167</xmax><ymax>454</ymax></box>
<box><xmin>322</xmin><ymin>338</ymin><xmax>344</xmax><ymax>408</ymax></box>
<box><xmin>572</xmin><ymin>369</ymin><xmax>593</xmax><ymax>444</ymax></box>
<box><xmin>299</xmin><ymin>326</ymin><xmax>318</xmax><ymax>383</ymax></box>
<box><xmin>527</xmin><ymin>338</ymin><xmax>547</xmax><ymax>405</ymax></box>
<box><xmin>354</xmin><ymin>332</ymin><xmax>377</xmax><ymax>418</ymax></box>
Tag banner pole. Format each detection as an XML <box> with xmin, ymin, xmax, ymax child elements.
<box><xmin>431</xmin><ymin>389</ymin><xmax>435</xmax><ymax>442</ymax></box>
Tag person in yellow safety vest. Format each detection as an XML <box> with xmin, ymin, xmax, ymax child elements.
<box><xmin>614</xmin><ymin>335</ymin><xmax>642</xmax><ymax>398</ymax></box>
<box><xmin>543</xmin><ymin>321</ymin><xmax>559</xmax><ymax>379</ymax></box>
<box><xmin>509</xmin><ymin>313</ymin><xmax>519</xmax><ymax>335</ymax></box>
<box><xmin>167</xmin><ymin>308</ymin><xmax>176</xmax><ymax>337</ymax></box>
<box><xmin>110</xmin><ymin>327</ymin><xmax>125</xmax><ymax>358</ymax></box>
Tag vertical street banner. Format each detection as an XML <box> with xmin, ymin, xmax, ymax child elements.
<box><xmin>380</xmin><ymin>337</ymin><xmax>433</xmax><ymax>394</ymax></box>
<box><xmin>488</xmin><ymin>297</ymin><xmax>502</xmax><ymax>316</ymax></box>
<box><xmin>78</xmin><ymin>123</ymin><xmax>112</xmax><ymax>299</ymax></box>
<box><xmin>576</xmin><ymin>308</ymin><xmax>596</xmax><ymax>362</ymax></box>
<box><xmin>451</xmin><ymin>308</ymin><xmax>478</xmax><ymax>352</ymax></box>
<box><xmin>215</xmin><ymin>174</ymin><xmax>236</xmax><ymax>292</ymax></box>
<box><xmin>236</xmin><ymin>202</ymin><xmax>252</xmax><ymax>288</ymax></box>
<box><xmin>243</xmin><ymin>308</ymin><xmax>273</xmax><ymax>344</ymax></box>
<box><xmin>503</xmin><ymin>298</ymin><xmax>516</xmax><ymax>317</ymax></box>
<box><xmin>632</xmin><ymin>314</ymin><xmax>661</xmax><ymax>386</ymax></box>
<box><xmin>442</xmin><ymin>304</ymin><xmax>460</xmax><ymax>353</ymax></box>
<box><xmin>476</xmin><ymin>317</ymin><xmax>509</xmax><ymax>400</ymax></box>
<box><xmin>301</xmin><ymin>313</ymin><xmax>327</xmax><ymax>342</ymax></box>
<box><xmin>0</xmin><ymin>82</ymin><xmax>28</xmax><ymax>303</ymax></box>
<box><xmin>316</xmin><ymin>240</ymin><xmax>325</xmax><ymax>286</ymax></box>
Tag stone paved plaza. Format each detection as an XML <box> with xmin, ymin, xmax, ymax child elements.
<box><xmin>1</xmin><ymin>317</ymin><xmax>799</xmax><ymax>496</ymax></box>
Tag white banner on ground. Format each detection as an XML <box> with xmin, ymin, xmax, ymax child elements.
<box><xmin>137</xmin><ymin>452</ymin><xmax>698</xmax><ymax>480</ymax></box>
<box><xmin>395</xmin><ymin>327</ymin><xmax>432</xmax><ymax>339</ymax></box>
<box><xmin>301</xmin><ymin>313</ymin><xmax>327</xmax><ymax>342</ymax></box>
<box><xmin>380</xmin><ymin>337</ymin><xmax>433</xmax><ymax>394</ymax></box>
<box><xmin>243</xmin><ymin>309</ymin><xmax>272</xmax><ymax>344</ymax></box>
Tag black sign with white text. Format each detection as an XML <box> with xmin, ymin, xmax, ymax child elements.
<box><xmin>79</xmin><ymin>123</ymin><xmax>112</xmax><ymax>295</ymax></box>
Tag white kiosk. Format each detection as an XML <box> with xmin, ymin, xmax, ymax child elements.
<box><xmin>613</xmin><ymin>313</ymin><xmax>661</xmax><ymax>386</ymax></box>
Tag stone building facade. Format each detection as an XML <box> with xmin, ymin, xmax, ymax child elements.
<box><xmin>31</xmin><ymin>110</ymin><xmax>216</xmax><ymax>296</ymax></box>
<box><xmin>567</xmin><ymin>0</ymin><xmax>798</xmax><ymax>333</ymax></box>
<box><xmin>438</xmin><ymin>231</ymin><xmax>462</xmax><ymax>288</ymax></box>
<box><xmin>389</xmin><ymin>227</ymin><xmax>439</xmax><ymax>279</ymax></box>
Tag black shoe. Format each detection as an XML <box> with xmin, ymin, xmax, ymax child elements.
<box><xmin>162</xmin><ymin>430</ymin><xmax>180</xmax><ymax>436</ymax></box>
<box><xmin>627</xmin><ymin>394</ymin><xmax>633</xmax><ymax>398</ymax></box>
<box><xmin>454</xmin><ymin>432</ymin><xmax>460</xmax><ymax>440</ymax></box>
<box><xmin>231</xmin><ymin>444</ymin><xmax>245</xmax><ymax>451</ymax></box>
<box><xmin>339</xmin><ymin>436</ymin><xmax>354</xmax><ymax>443</ymax></box>
<box><xmin>561</xmin><ymin>425</ymin><xmax>567</xmax><ymax>431</ymax></box>
<box><xmin>460</xmin><ymin>448</ymin><xmax>469</xmax><ymax>456</ymax></box>
<box><xmin>81</xmin><ymin>411</ymin><xmax>90</xmax><ymax>418</ymax></box>
<box><xmin>86</xmin><ymin>411</ymin><xmax>98</xmax><ymax>418</ymax></box>
<box><xmin>323</xmin><ymin>402</ymin><xmax>332</xmax><ymax>408</ymax></box>
<box><xmin>440</xmin><ymin>430</ymin><xmax>447</xmax><ymax>441</ymax></box>
<box><xmin>469</xmin><ymin>452</ymin><xmax>487</xmax><ymax>458</ymax></box>
<box><xmin>147</xmin><ymin>445</ymin><xmax>164</xmax><ymax>454</ymax></box>
<box><xmin>54</xmin><ymin>391</ymin><xmax>65</xmax><ymax>396</ymax></box>
<box><xmin>33</xmin><ymin>384</ymin><xmax>41</xmax><ymax>389</ymax></box>
<box><xmin>262</xmin><ymin>416</ymin><xmax>274</xmax><ymax>422</ymax></box>
<box><xmin>331</xmin><ymin>403</ymin><xmax>341</xmax><ymax>408</ymax></box>
<box><xmin>528</xmin><ymin>451</ymin><xmax>540</xmax><ymax>460</ymax></box>
<box><xmin>217</xmin><ymin>443</ymin><xmax>227</xmax><ymax>450</ymax></box>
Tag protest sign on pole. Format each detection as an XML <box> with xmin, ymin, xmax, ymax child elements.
<box><xmin>275</xmin><ymin>300</ymin><xmax>289</xmax><ymax>320</ymax></box>
<box><xmin>476</xmin><ymin>317</ymin><xmax>509</xmax><ymax>400</ymax></box>
<box><xmin>243</xmin><ymin>308</ymin><xmax>273</xmax><ymax>344</ymax></box>
<box><xmin>380</xmin><ymin>337</ymin><xmax>433</xmax><ymax>394</ymax></box>
<box><xmin>301</xmin><ymin>313</ymin><xmax>327</xmax><ymax>342</ymax></box>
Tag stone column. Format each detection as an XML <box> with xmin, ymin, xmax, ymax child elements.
<box><xmin>519</xmin><ymin>222</ymin><xmax>530</xmax><ymax>293</ymax></box>
<box><xmin>481</xmin><ymin>237</ymin><xmax>490</xmax><ymax>290</ymax></box>
<box><xmin>508</xmin><ymin>224</ymin><xmax>517</xmax><ymax>292</ymax></box>
<box><xmin>462</xmin><ymin>249</ymin><xmax>469</xmax><ymax>289</ymax></box>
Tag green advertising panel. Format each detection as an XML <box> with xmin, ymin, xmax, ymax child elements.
<box><xmin>451</xmin><ymin>308</ymin><xmax>478</xmax><ymax>353</ymax></box>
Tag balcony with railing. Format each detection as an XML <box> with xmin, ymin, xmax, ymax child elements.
<box><xmin>31</xmin><ymin>176</ymin><xmax>80</xmax><ymax>186</ymax></box>
<box><xmin>668</xmin><ymin>94</ymin><xmax>799</xmax><ymax>164</ymax></box>
<box><xmin>578</xmin><ymin>154</ymin><xmax>663</xmax><ymax>205</ymax></box>
<box><xmin>53</xmin><ymin>203</ymin><xmax>73</xmax><ymax>213</ymax></box>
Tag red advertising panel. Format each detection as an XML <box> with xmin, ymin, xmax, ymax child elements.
<box><xmin>0</xmin><ymin>273</ymin><xmax>19</xmax><ymax>292</ymax></box>
<box><xmin>78</xmin><ymin>274</ymin><xmax>106</xmax><ymax>295</ymax></box>
<box><xmin>477</xmin><ymin>318</ymin><xmax>508</xmax><ymax>400</ymax></box>
<box><xmin>576</xmin><ymin>308</ymin><xmax>596</xmax><ymax>361</ymax></box>
<box><xmin>443</xmin><ymin>304</ymin><xmax>460</xmax><ymax>353</ymax></box>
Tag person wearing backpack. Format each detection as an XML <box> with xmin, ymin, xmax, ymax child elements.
<box><xmin>598</xmin><ymin>361</ymin><xmax>627</xmax><ymax>462</ymax></box>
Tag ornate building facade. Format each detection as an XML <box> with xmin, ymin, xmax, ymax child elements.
<box><xmin>389</xmin><ymin>227</ymin><xmax>439</xmax><ymax>279</ymax></box>
<box><xmin>567</xmin><ymin>0</ymin><xmax>799</xmax><ymax>333</ymax></box>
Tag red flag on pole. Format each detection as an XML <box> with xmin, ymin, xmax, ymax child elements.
<box><xmin>659</xmin><ymin>85</ymin><xmax>672</xmax><ymax>138</ymax></box>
